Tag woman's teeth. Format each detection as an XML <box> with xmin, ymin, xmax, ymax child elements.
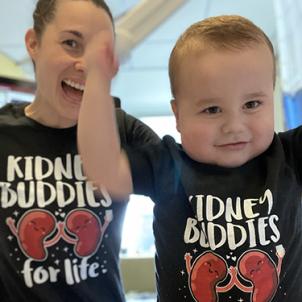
<box><xmin>63</xmin><ymin>79</ymin><xmax>85</xmax><ymax>91</ymax></box>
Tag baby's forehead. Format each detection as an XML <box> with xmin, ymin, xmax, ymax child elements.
<box><xmin>178</xmin><ymin>36</ymin><xmax>269</xmax><ymax>57</ymax></box>
<box><xmin>174</xmin><ymin>45</ymin><xmax>275</xmax><ymax>99</ymax></box>
<box><xmin>176</xmin><ymin>40</ymin><xmax>275</xmax><ymax>77</ymax></box>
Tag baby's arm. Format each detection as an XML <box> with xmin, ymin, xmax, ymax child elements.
<box><xmin>78</xmin><ymin>31</ymin><xmax>133</xmax><ymax>200</ymax></box>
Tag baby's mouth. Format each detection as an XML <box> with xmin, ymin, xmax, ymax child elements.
<box><xmin>62</xmin><ymin>79</ymin><xmax>85</xmax><ymax>102</ymax></box>
<box><xmin>217</xmin><ymin>141</ymin><xmax>248</xmax><ymax>150</ymax></box>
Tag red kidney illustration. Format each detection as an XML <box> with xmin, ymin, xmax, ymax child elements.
<box><xmin>18</xmin><ymin>210</ymin><xmax>56</xmax><ymax>260</ymax></box>
<box><xmin>65</xmin><ymin>210</ymin><xmax>101</xmax><ymax>257</ymax></box>
<box><xmin>238</xmin><ymin>250</ymin><xmax>278</xmax><ymax>302</ymax></box>
<box><xmin>190</xmin><ymin>252</ymin><xmax>227</xmax><ymax>302</ymax></box>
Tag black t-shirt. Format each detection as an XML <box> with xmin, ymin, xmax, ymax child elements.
<box><xmin>0</xmin><ymin>102</ymin><xmax>159</xmax><ymax>302</ymax></box>
<box><xmin>128</xmin><ymin>129</ymin><xmax>302</xmax><ymax>302</ymax></box>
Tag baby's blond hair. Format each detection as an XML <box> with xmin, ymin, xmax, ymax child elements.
<box><xmin>169</xmin><ymin>15</ymin><xmax>275</xmax><ymax>98</ymax></box>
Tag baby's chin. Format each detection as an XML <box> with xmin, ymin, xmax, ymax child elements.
<box><xmin>207</xmin><ymin>151</ymin><xmax>266</xmax><ymax>168</ymax></box>
<box><xmin>198</xmin><ymin>145</ymin><xmax>272</xmax><ymax>168</ymax></box>
<box><xmin>190</xmin><ymin>154</ymin><xmax>256</xmax><ymax>169</ymax></box>
<box><xmin>214</xmin><ymin>160</ymin><xmax>249</xmax><ymax>169</ymax></box>
<box><xmin>213</xmin><ymin>153</ymin><xmax>260</xmax><ymax>168</ymax></box>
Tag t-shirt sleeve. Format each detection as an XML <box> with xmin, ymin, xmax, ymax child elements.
<box><xmin>279</xmin><ymin>126</ymin><xmax>302</xmax><ymax>183</ymax></box>
<box><xmin>116</xmin><ymin>109</ymin><xmax>160</xmax><ymax>147</ymax></box>
<box><xmin>126</xmin><ymin>136</ymin><xmax>181</xmax><ymax>203</ymax></box>
<box><xmin>126</xmin><ymin>143</ymin><xmax>162</xmax><ymax>200</ymax></box>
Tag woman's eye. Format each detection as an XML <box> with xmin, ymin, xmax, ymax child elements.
<box><xmin>63</xmin><ymin>39</ymin><xmax>78</xmax><ymax>49</ymax></box>
<box><xmin>203</xmin><ymin>106</ymin><xmax>221</xmax><ymax>114</ymax></box>
<box><xmin>244</xmin><ymin>100</ymin><xmax>262</xmax><ymax>109</ymax></box>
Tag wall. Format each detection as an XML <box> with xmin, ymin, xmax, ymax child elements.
<box><xmin>275</xmin><ymin>0</ymin><xmax>302</xmax><ymax>129</ymax></box>
<box><xmin>120</xmin><ymin>257</ymin><xmax>156</xmax><ymax>293</ymax></box>
<box><xmin>0</xmin><ymin>53</ymin><xmax>28</xmax><ymax>80</ymax></box>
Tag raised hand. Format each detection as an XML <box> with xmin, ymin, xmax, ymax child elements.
<box><xmin>83</xmin><ymin>30</ymin><xmax>119</xmax><ymax>93</ymax></box>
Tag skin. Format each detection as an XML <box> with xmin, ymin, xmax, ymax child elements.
<box><xmin>24</xmin><ymin>0</ymin><xmax>116</xmax><ymax>128</ymax></box>
<box><xmin>171</xmin><ymin>44</ymin><xmax>275</xmax><ymax>168</ymax></box>
<box><xmin>77</xmin><ymin>31</ymin><xmax>276</xmax><ymax>199</ymax></box>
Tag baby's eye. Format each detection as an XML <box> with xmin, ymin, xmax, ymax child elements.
<box><xmin>202</xmin><ymin>106</ymin><xmax>221</xmax><ymax>114</ymax></box>
<box><xmin>62</xmin><ymin>39</ymin><xmax>78</xmax><ymax>49</ymax></box>
<box><xmin>244</xmin><ymin>100</ymin><xmax>262</xmax><ymax>109</ymax></box>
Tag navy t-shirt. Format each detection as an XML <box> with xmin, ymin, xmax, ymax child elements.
<box><xmin>128</xmin><ymin>129</ymin><xmax>302</xmax><ymax>302</ymax></box>
<box><xmin>0</xmin><ymin>102</ymin><xmax>159</xmax><ymax>302</ymax></box>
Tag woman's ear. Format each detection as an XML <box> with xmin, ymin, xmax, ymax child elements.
<box><xmin>25</xmin><ymin>29</ymin><xmax>39</xmax><ymax>61</ymax></box>
<box><xmin>171</xmin><ymin>99</ymin><xmax>180</xmax><ymax>132</ymax></box>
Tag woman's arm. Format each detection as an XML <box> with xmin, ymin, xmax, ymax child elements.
<box><xmin>78</xmin><ymin>33</ymin><xmax>133</xmax><ymax>200</ymax></box>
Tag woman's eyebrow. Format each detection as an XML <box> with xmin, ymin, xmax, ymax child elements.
<box><xmin>62</xmin><ymin>30</ymin><xmax>83</xmax><ymax>39</ymax></box>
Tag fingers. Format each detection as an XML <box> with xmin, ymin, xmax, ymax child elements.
<box><xmin>112</xmin><ymin>51</ymin><xmax>120</xmax><ymax>77</ymax></box>
<box><xmin>104</xmin><ymin>43</ymin><xmax>120</xmax><ymax>78</ymax></box>
<box><xmin>84</xmin><ymin>31</ymin><xmax>118</xmax><ymax>81</ymax></box>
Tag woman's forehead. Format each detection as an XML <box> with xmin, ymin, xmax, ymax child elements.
<box><xmin>47</xmin><ymin>0</ymin><xmax>113</xmax><ymax>32</ymax></box>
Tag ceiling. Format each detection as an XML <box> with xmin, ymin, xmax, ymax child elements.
<box><xmin>0</xmin><ymin>0</ymin><xmax>276</xmax><ymax>117</ymax></box>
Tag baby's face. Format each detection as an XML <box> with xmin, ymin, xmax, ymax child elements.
<box><xmin>171</xmin><ymin>44</ymin><xmax>275</xmax><ymax>168</ymax></box>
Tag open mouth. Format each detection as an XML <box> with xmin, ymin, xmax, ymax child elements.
<box><xmin>62</xmin><ymin>79</ymin><xmax>85</xmax><ymax>103</ymax></box>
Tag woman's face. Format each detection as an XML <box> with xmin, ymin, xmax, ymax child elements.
<box><xmin>25</xmin><ymin>0</ymin><xmax>114</xmax><ymax>128</ymax></box>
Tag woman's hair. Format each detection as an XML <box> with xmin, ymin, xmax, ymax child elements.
<box><xmin>169</xmin><ymin>15</ymin><xmax>276</xmax><ymax>98</ymax></box>
<box><xmin>33</xmin><ymin>0</ymin><xmax>114</xmax><ymax>40</ymax></box>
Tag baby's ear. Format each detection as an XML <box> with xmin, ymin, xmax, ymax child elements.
<box><xmin>25</xmin><ymin>29</ymin><xmax>39</xmax><ymax>61</ymax></box>
<box><xmin>170</xmin><ymin>99</ymin><xmax>180</xmax><ymax>132</ymax></box>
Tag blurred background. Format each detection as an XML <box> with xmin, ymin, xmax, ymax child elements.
<box><xmin>1</xmin><ymin>0</ymin><xmax>302</xmax><ymax>301</ymax></box>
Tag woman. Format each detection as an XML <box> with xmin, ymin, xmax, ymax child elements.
<box><xmin>0</xmin><ymin>0</ymin><xmax>158</xmax><ymax>301</ymax></box>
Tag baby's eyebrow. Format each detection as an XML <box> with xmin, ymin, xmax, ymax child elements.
<box><xmin>243</xmin><ymin>91</ymin><xmax>267</xmax><ymax>99</ymax></box>
<box><xmin>195</xmin><ymin>97</ymin><xmax>222</xmax><ymax>107</ymax></box>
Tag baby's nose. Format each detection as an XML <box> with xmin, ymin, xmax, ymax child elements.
<box><xmin>221</xmin><ymin>113</ymin><xmax>245</xmax><ymax>134</ymax></box>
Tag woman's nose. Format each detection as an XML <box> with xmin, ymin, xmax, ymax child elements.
<box><xmin>74</xmin><ymin>59</ymin><xmax>86</xmax><ymax>73</ymax></box>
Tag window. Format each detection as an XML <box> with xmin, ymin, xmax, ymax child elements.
<box><xmin>0</xmin><ymin>76</ymin><xmax>35</xmax><ymax>105</ymax></box>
